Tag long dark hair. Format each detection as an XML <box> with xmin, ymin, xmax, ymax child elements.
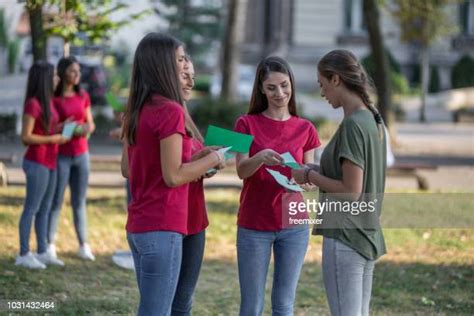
<box><xmin>248</xmin><ymin>56</ymin><xmax>297</xmax><ymax>116</ymax></box>
<box><xmin>24</xmin><ymin>60</ymin><xmax>55</xmax><ymax>133</ymax></box>
<box><xmin>318</xmin><ymin>49</ymin><xmax>384</xmax><ymax>139</ymax></box>
<box><xmin>123</xmin><ymin>33</ymin><xmax>184</xmax><ymax>145</ymax></box>
<box><xmin>55</xmin><ymin>55</ymin><xmax>81</xmax><ymax>97</ymax></box>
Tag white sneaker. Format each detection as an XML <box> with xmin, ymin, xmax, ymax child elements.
<box><xmin>78</xmin><ymin>243</ymin><xmax>95</xmax><ymax>261</ymax></box>
<box><xmin>47</xmin><ymin>244</ymin><xmax>57</xmax><ymax>258</ymax></box>
<box><xmin>112</xmin><ymin>251</ymin><xmax>135</xmax><ymax>270</ymax></box>
<box><xmin>36</xmin><ymin>252</ymin><xmax>65</xmax><ymax>266</ymax></box>
<box><xmin>15</xmin><ymin>252</ymin><xmax>46</xmax><ymax>269</ymax></box>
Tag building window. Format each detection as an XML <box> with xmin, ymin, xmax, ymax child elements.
<box><xmin>344</xmin><ymin>0</ymin><xmax>365</xmax><ymax>33</ymax></box>
<box><xmin>460</xmin><ymin>0</ymin><xmax>474</xmax><ymax>35</ymax></box>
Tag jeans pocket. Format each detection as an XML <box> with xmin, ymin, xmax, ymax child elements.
<box><xmin>334</xmin><ymin>239</ymin><xmax>357</xmax><ymax>253</ymax></box>
<box><xmin>131</xmin><ymin>231</ymin><xmax>159</xmax><ymax>253</ymax></box>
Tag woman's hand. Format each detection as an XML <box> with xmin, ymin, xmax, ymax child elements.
<box><xmin>291</xmin><ymin>168</ymin><xmax>306</xmax><ymax>184</ymax></box>
<box><xmin>257</xmin><ymin>149</ymin><xmax>284</xmax><ymax>166</ymax></box>
<box><xmin>55</xmin><ymin>116</ymin><xmax>75</xmax><ymax>133</ymax></box>
<box><xmin>50</xmin><ymin>134</ymin><xmax>69</xmax><ymax>145</ymax></box>
<box><xmin>191</xmin><ymin>146</ymin><xmax>221</xmax><ymax>162</ymax></box>
<box><xmin>300</xmin><ymin>183</ymin><xmax>317</xmax><ymax>191</ymax></box>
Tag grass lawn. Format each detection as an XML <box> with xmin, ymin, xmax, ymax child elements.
<box><xmin>0</xmin><ymin>187</ymin><xmax>472</xmax><ymax>315</ymax></box>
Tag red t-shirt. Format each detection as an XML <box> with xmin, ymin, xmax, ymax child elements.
<box><xmin>187</xmin><ymin>138</ymin><xmax>209</xmax><ymax>235</ymax></box>
<box><xmin>234</xmin><ymin>113</ymin><xmax>321</xmax><ymax>231</ymax></box>
<box><xmin>53</xmin><ymin>91</ymin><xmax>91</xmax><ymax>157</ymax></box>
<box><xmin>126</xmin><ymin>95</ymin><xmax>192</xmax><ymax>234</ymax></box>
<box><xmin>23</xmin><ymin>98</ymin><xmax>60</xmax><ymax>170</ymax></box>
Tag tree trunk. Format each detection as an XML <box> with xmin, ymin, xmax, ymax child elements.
<box><xmin>220</xmin><ymin>0</ymin><xmax>244</xmax><ymax>103</ymax></box>
<box><xmin>28</xmin><ymin>4</ymin><xmax>47</xmax><ymax>62</ymax></box>
<box><xmin>64</xmin><ymin>41</ymin><xmax>70</xmax><ymax>57</ymax></box>
<box><xmin>420</xmin><ymin>45</ymin><xmax>429</xmax><ymax>122</ymax></box>
<box><xmin>363</xmin><ymin>0</ymin><xmax>392</xmax><ymax>127</ymax></box>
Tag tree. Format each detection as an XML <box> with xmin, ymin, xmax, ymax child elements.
<box><xmin>25</xmin><ymin>0</ymin><xmax>47</xmax><ymax>62</ymax></box>
<box><xmin>389</xmin><ymin>0</ymin><xmax>459</xmax><ymax>122</ymax></box>
<box><xmin>43</xmin><ymin>0</ymin><xmax>150</xmax><ymax>57</ymax></box>
<box><xmin>220</xmin><ymin>0</ymin><xmax>246</xmax><ymax>102</ymax></box>
<box><xmin>0</xmin><ymin>8</ymin><xmax>9</xmax><ymax>74</ymax></box>
<box><xmin>153</xmin><ymin>0</ymin><xmax>223</xmax><ymax>64</ymax></box>
<box><xmin>24</xmin><ymin>0</ymin><xmax>150</xmax><ymax>60</ymax></box>
<box><xmin>363</xmin><ymin>0</ymin><xmax>393</xmax><ymax>127</ymax></box>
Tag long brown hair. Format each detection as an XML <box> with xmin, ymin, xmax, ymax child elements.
<box><xmin>318</xmin><ymin>49</ymin><xmax>384</xmax><ymax>139</ymax></box>
<box><xmin>122</xmin><ymin>33</ymin><xmax>185</xmax><ymax>145</ymax></box>
<box><xmin>24</xmin><ymin>61</ymin><xmax>55</xmax><ymax>133</ymax></box>
<box><xmin>248</xmin><ymin>56</ymin><xmax>297</xmax><ymax>116</ymax></box>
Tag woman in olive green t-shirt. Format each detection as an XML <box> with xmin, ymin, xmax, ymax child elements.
<box><xmin>293</xmin><ymin>49</ymin><xmax>386</xmax><ymax>316</ymax></box>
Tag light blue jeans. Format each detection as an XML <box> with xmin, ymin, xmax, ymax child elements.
<box><xmin>48</xmin><ymin>152</ymin><xmax>90</xmax><ymax>245</ymax></box>
<box><xmin>322</xmin><ymin>237</ymin><xmax>375</xmax><ymax>316</ymax></box>
<box><xmin>171</xmin><ymin>230</ymin><xmax>206</xmax><ymax>316</ymax></box>
<box><xmin>237</xmin><ymin>226</ymin><xmax>309</xmax><ymax>316</ymax></box>
<box><xmin>128</xmin><ymin>230</ymin><xmax>184</xmax><ymax>316</ymax></box>
<box><xmin>19</xmin><ymin>159</ymin><xmax>57</xmax><ymax>255</ymax></box>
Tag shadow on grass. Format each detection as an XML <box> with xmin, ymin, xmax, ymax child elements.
<box><xmin>86</xmin><ymin>196</ymin><xmax>127</xmax><ymax>214</ymax></box>
<box><xmin>0</xmin><ymin>195</ymin><xmax>24</xmax><ymax>207</ymax></box>
<box><xmin>1</xmin><ymin>253</ymin><xmax>472</xmax><ymax>315</ymax></box>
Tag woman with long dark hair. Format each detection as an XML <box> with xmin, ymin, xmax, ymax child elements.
<box><xmin>47</xmin><ymin>55</ymin><xmax>96</xmax><ymax>262</ymax></box>
<box><xmin>234</xmin><ymin>56</ymin><xmax>321</xmax><ymax>315</ymax></box>
<box><xmin>292</xmin><ymin>49</ymin><xmax>387</xmax><ymax>316</ymax></box>
<box><xmin>120</xmin><ymin>33</ymin><xmax>224</xmax><ymax>315</ymax></box>
<box><xmin>16</xmin><ymin>61</ymin><xmax>68</xmax><ymax>269</ymax></box>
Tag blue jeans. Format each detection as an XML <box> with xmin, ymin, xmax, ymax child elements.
<box><xmin>172</xmin><ymin>230</ymin><xmax>206</xmax><ymax>316</ymax></box>
<box><xmin>48</xmin><ymin>153</ymin><xmax>90</xmax><ymax>245</ymax></box>
<box><xmin>322</xmin><ymin>237</ymin><xmax>375</xmax><ymax>316</ymax></box>
<box><xmin>19</xmin><ymin>159</ymin><xmax>57</xmax><ymax>255</ymax></box>
<box><xmin>237</xmin><ymin>226</ymin><xmax>309</xmax><ymax>316</ymax></box>
<box><xmin>128</xmin><ymin>231</ymin><xmax>184</xmax><ymax>316</ymax></box>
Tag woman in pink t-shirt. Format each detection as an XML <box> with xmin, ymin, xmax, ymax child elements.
<box><xmin>16</xmin><ymin>61</ymin><xmax>68</xmax><ymax>269</ymax></box>
<box><xmin>234</xmin><ymin>56</ymin><xmax>321</xmax><ymax>315</ymax></box>
<box><xmin>120</xmin><ymin>33</ymin><xmax>224</xmax><ymax>316</ymax></box>
<box><xmin>48</xmin><ymin>56</ymin><xmax>96</xmax><ymax>262</ymax></box>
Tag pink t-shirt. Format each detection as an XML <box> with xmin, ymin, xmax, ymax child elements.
<box><xmin>234</xmin><ymin>113</ymin><xmax>321</xmax><ymax>231</ymax></box>
<box><xmin>23</xmin><ymin>98</ymin><xmax>60</xmax><ymax>170</ymax></box>
<box><xmin>126</xmin><ymin>95</ymin><xmax>192</xmax><ymax>234</ymax></box>
<box><xmin>53</xmin><ymin>91</ymin><xmax>91</xmax><ymax>156</ymax></box>
<box><xmin>187</xmin><ymin>138</ymin><xmax>209</xmax><ymax>235</ymax></box>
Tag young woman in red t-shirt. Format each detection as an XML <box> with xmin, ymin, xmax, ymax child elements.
<box><xmin>234</xmin><ymin>56</ymin><xmax>321</xmax><ymax>315</ymax></box>
<box><xmin>48</xmin><ymin>56</ymin><xmax>96</xmax><ymax>262</ymax></box>
<box><xmin>170</xmin><ymin>57</ymin><xmax>222</xmax><ymax>314</ymax></box>
<box><xmin>16</xmin><ymin>61</ymin><xmax>68</xmax><ymax>269</ymax></box>
<box><xmin>121</xmin><ymin>33</ymin><xmax>224</xmax><ymax>316</ymax></box>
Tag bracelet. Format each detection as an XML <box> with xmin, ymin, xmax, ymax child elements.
<box><xmin>303</xmin><ymin>167</ymin><xmax>312</xmax><ymax>184</ymax></box>
<box><xmin>212</xmin><ymin>151</ymin><xmax>223</xmax><ymax>164</ymax></box>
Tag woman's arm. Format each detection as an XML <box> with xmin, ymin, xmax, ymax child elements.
<box><xmin>121</xmin><ymin>141</ymin><xmax>129</xmax><ymax>178</ymax></box>
<box><xmin>293</xmin><ymin>159</ymin><xmax>363</xmax><ymax>200</ymax></box>
<box><xmin>161</xmin><ymin>133</ymin><xmax>224</xmax><ymax>187</ymax></box>
<box><xmin>303</xmin><ymin>149</ymin><xmax>315</xmax><ymax>164</ymax></box>
<box><xmin>235</xmin><ymin>149</ymin><xmax>283</xmax><ymax>179</ymax></box>
<box><xmin>85</xmin><ymin>107</ymin><xmax>96</xmax><ymax>134</ymax></box>
<box><xmin>21</xmin><ymin>114</ymin><xmax>67</xmax><ymax>145</ymax></box>
<box><xmin>299</xmin><ymin>149</ymin><xmax>316</xmax><ymax>191</ymax></box>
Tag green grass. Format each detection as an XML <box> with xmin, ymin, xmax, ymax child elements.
<box><xmin>0</xmin><ymin>187</ymin><xmax>472</xmax><ymax>315</ymax></box>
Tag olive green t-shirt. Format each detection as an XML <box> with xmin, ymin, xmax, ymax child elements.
<box><xmin>313</xmin><ymin>109</ymin><xmax>387</xmax><ymax>260</ymax></box>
